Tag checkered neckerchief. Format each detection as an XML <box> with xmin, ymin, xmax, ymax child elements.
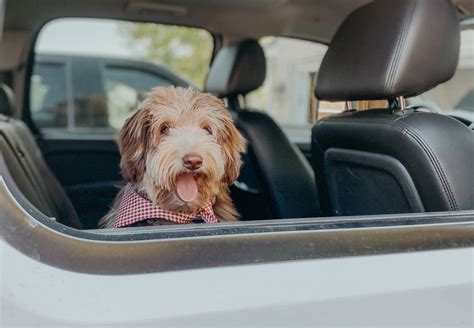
<box><xmin>114</xmin><ymin>183</ymin><xmax>217</xmax><ymax>228</ymax></box>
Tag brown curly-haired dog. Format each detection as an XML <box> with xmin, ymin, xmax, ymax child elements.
<box><xmin>98</xmin><ymin>86</ymin><xmax>246</xmax><ymax>228</ymax></box>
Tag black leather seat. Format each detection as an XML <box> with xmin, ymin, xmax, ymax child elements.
<box><xmin>312</xmin><ymin>0</ymin><xmax>473</xmax><ymax>216</ymax></box>
<box><xmin>206</xmin><ymin>40</ymin><xmax>320</xmax><ymax>220</ymax></box>
<box><xmin>0</xmin><ymin>83</ymin><xmax>82</xmax><ymax>229</ymax></box>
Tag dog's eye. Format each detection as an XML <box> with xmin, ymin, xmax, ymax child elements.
<box><xmin>160</xmin><ymin>124</ymin><xmax>171</xmax><ymax>135</ymax></box>
<box><xmin>203</xmin><ymin>125</ymin><xmax>212</xmax><ymax>135</ymax></box>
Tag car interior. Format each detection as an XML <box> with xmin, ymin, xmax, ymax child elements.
<box><xmin>205</xmin><ymin>39</ymin><xmax>320</xmax><ymax>220</ymax></box>
<box><xmin>312</xmin><ymin>0</ymin><xmax>474</xmax><ymax>216</ymax></box>
<box><xmin>0</xmin><ymin>0</ymin><xmax>473</xmax><ymax>232</ymax></box>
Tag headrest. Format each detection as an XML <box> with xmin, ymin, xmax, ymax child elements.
<box><xmin>315</xmin><ymin>0</ymin><xmax>460</xmax><ymax>101</ymax></box>
<box><xmin>205</xmin><ymin>39</ymin><xmax>266</xmax><ymax>98</ymax></box>
<box><xmin>0</xmin><ymin>83</ymin><xmax>16</xmax><ymax>116</ymax></box>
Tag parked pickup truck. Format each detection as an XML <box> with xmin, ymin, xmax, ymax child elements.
<box><xmin>30</xmin><ymin>53</ymin><xmax>191</xmax><ymax>134</ymax></box>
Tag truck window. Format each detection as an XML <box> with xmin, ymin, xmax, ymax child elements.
<box><xmin>104</xmin><ymin>66</ymin><xmax>172</xmax><ymax>129</ymax></box>
<box><xmin>29</xmin><ymin>18</ymin><xmax>213</xmax><ymax>135</ymax></box>
<box><xmin>30</xmin><ymin>62</ymin><xmax>69</xmax><ymax>128</ymax></box>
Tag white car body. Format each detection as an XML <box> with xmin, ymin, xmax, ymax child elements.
<box><xmin>1</xmin><ymin>177</ymin><xmax>473</xmax><ymax>327</ymax></box>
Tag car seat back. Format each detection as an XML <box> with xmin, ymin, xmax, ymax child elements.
<box><xmin>0</xmin><ymin>83</ymin><xmax>81</xmax><ymax>228</ymax></box>
<box><xmin>206</xmin><ymin>40</ymin><xmax>321</xmax><ymax>219</ymax></box>
<box><xmin>311</xmin><ymin>0</ymin><xmax>473</xmax><ymax>216</ymax></box>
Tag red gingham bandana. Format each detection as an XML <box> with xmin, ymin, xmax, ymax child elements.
<box><xmin>114</xmin><ymin>183</ymin><xmax>217</xmax><ymax>228</ymax></box>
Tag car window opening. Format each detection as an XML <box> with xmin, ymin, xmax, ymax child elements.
<box><xmin>0</xmin><ymin>10</ymin><xmax>472</xmax><ymax>236</ymax></box>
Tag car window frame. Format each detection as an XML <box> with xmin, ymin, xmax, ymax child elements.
<box><xmin>0</xmin><ymin>0</ymin><xmax>5</xmax><ymax>39</ymax></box>
<box><xmin>8</xmin><ymin>15</ymin><xmax>474</xmax><ymax>275</ymax></box>
<box><xmin>1</xmin><ymin>162</ymin><xmax>473</xmax><ymax>275</ymax></box>
<box><xmin>22</xmin><ymin>17</ymin><xmax>218</xmax><ymax>136</ymax></box>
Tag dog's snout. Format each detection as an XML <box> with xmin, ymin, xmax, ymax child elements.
<box><xmin>182</xmin><ymin>154</ymin><xmax>203</xmax><ymax>171</ymax></box>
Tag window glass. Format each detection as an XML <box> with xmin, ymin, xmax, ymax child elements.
<box><xmin>246</xmin><ymin>37</ymin><xmax>345</xmax><ymax>143</ymax></box>
<box><xmin>104</xmin><ymin>66</ymin><xmax>172</xmax><ymax>129</ymax></box>
<box><xmin>30</xmin><ymin>18</ymin><xmax>213</xmax><ymax>134</ymax></box>
<box><xmin>30</xmin><ymin>62</ymin><xmax>68</xmax><ymax>128</ymax></box>
<box><xmin>418</xmin><ymin>28</ymin><xmax>474</xmax><ymax>120</ymax></box>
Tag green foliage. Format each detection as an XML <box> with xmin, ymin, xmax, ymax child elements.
<box><xmin>119</xmin><ymin>22</ymin><xmax>213</xmax><ymax>88</ymax></box>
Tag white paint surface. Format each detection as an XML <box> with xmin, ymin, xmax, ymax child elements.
<box><xmin>1</xmin><ymin>240</ymin><xmax>473</xmax><ymax>327</ymax></box>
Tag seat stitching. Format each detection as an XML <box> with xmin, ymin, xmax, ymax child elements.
<box><xmin>317</xmin><ymin>117</ymin><xmax>459</xmax><ymax>211</ymax></box>
<box><xmin>386</xmin><ymin>0</ymin><xmax>416</xmax><ymax>95</ymax></box>
<box><xmin>396</xmin><ymin>121</ymin><xmax>458</xmax><ymax>210</ymax></box>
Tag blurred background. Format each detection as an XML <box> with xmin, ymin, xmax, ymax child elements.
<box><xmin>32</xmin><ymin>18</ymin><xmax>474</xmax><ymax>142</ymax></box>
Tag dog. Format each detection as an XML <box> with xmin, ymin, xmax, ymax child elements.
<box><xmin>98</xmin><ymin>86</ymin><xmax>246</xmax><ymax>228</ymax></box>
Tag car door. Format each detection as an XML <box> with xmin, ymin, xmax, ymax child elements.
<box><xmin>1</xmin><ymin>176</ymin><xmax>473</xmax><ymax>326</ymax></box>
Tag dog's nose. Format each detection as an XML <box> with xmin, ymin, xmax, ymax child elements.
<box><xmin>182</xmin><ymin>154</ymin><xmax>203</xmax><ymax>171</ymax></box>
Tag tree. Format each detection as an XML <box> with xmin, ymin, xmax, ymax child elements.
<box><xmin>119</xmin><ymin>22</ymin><xmax>213</xmax><ymax>88</ymax></box>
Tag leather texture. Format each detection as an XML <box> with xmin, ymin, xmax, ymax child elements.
<box><xmin>0</xmin><ymin>84</ymin><xmax>82</xmax><ymax>229</ymax></box>
<box><xmin>315</xmin><ymin>0</ymin><xmax>460</xmax><ymax>101</ymax></box>
<box><xmin>0</xmin><ymin>83</ymin><xmax>15</xmax><ymax>116</ymax></box>
<box><xmin>312</xmin><ymin>109</ymin><xmax>474</xmax><ymax>215</ymax></box>
<box><xmin>236</xmin><ymin>110</ymin><xmax>321</xmax><ymax>219</ymax></box>
<box><xmin>205</xmin><ymin>39</ymin><xmax>266</xmax><ymax>98</ymax></box>
<box><xmin>206</xmin><ymin>39</ymin><xmax>320</xmax><ymax>219</ymax></box>
<box><xmin>324</xmin><ymin>148</ymin><xmax>425</xmax><ymax>216</ymax></box>
<box><xmin>311</xmin><ymin>0</ymin><xmax>471</xmax><ymax>216</ymax></box>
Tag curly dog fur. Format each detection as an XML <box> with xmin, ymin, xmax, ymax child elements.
<box><xmin>98</xmin><ymin>86</ymin><xmax>246</xmax><ymax>228</ymax></box>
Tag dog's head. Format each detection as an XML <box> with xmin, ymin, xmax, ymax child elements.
<box><xmin>119</xmin><ymin>86</ymin><xmax>246</xmax><ymax>212</ymax></box>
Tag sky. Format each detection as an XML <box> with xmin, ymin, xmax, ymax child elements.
<box><xmin>36</xmin><ymin>18</ymin><xmax>135</xmax><ymax>58</ymax></box>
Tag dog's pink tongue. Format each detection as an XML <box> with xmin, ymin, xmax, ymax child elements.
<box><xmin>176</xmin><ymin>173</ymin><xmax>198</xmax><ymax>202</ymax></box>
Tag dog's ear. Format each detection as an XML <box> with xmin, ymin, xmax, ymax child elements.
<box><xmin>119</xmin><ymin>105</ymin><xmax>151</xmax><ymax>183</ymax></box>
<box><xmin>220</xmin><ymin>112</ymin><xmax>246</xmax><ymax>184</ymax></box>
